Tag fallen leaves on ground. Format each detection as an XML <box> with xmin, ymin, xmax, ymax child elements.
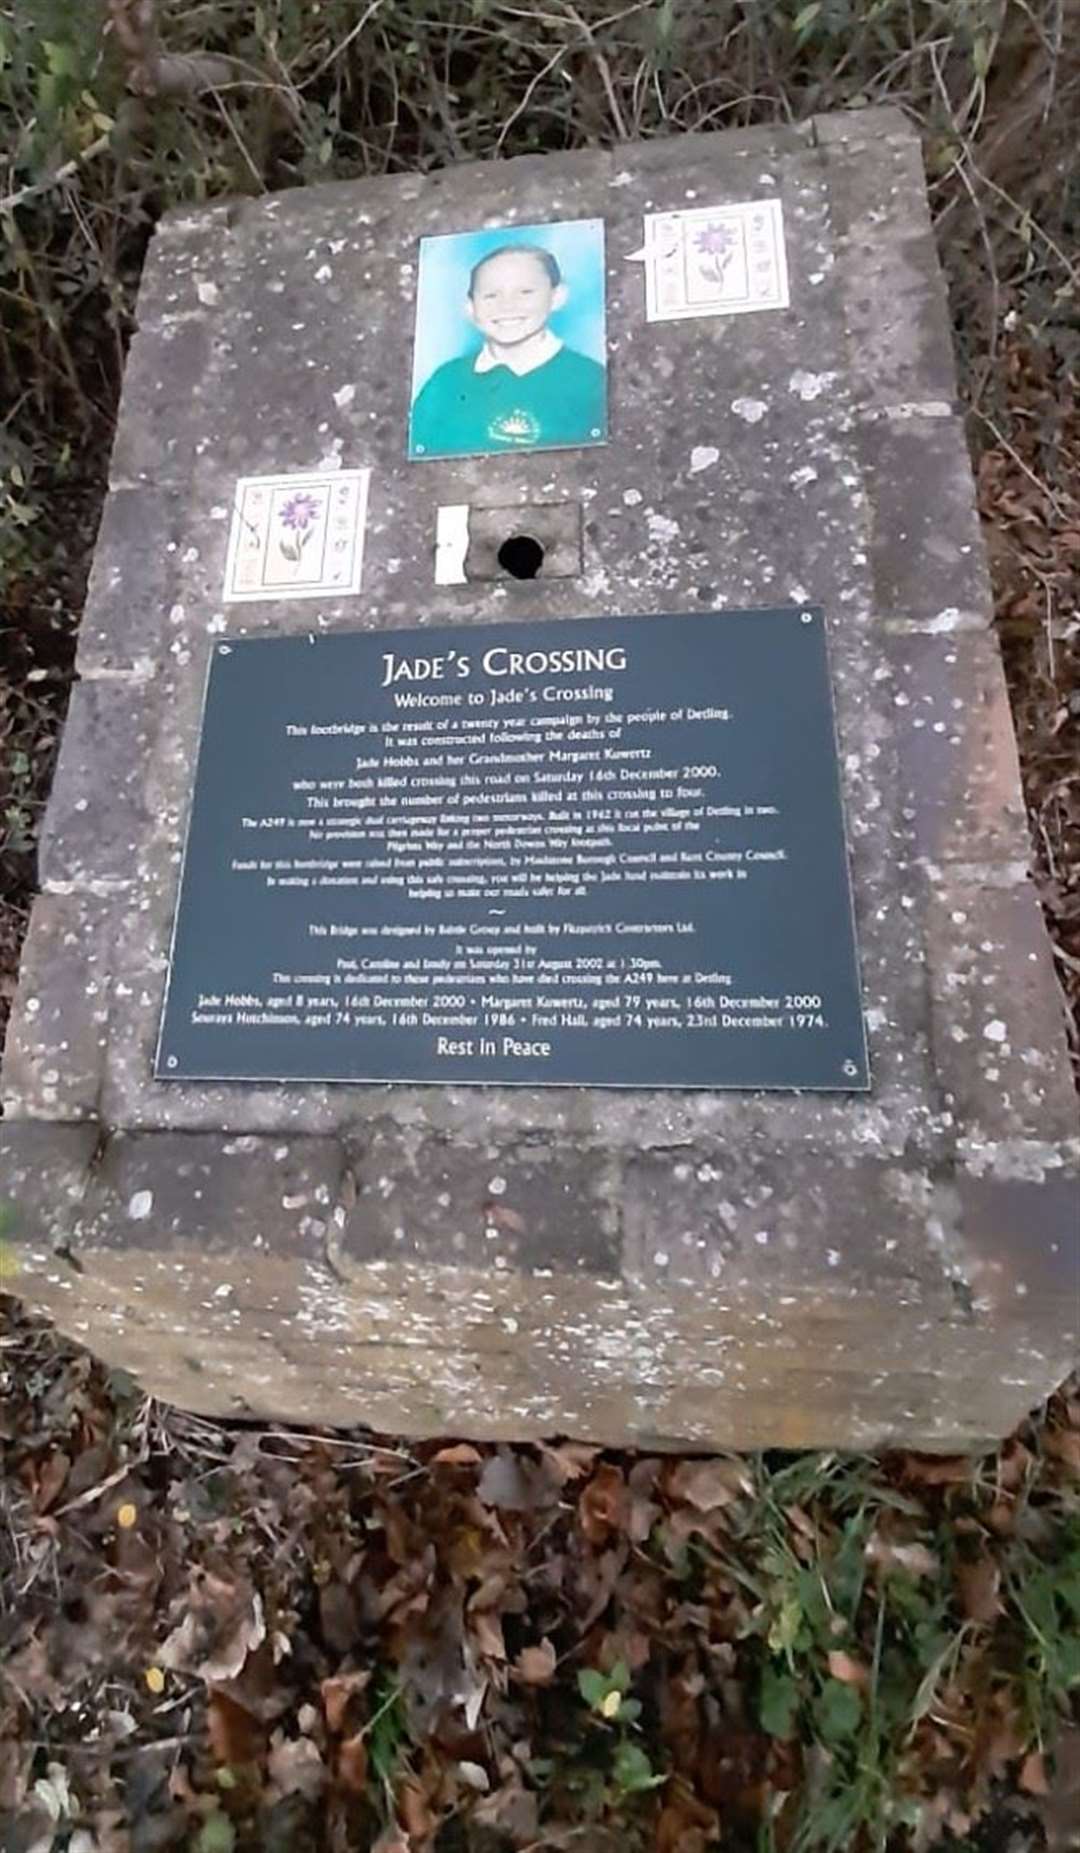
<box><xmin>977</xmin><ymin>332</ymin><xmax>1080</xmax><ymax>1081</ymax></box>
<box><xmin>1</xmin><ymin>1293</ymin><xmax>1078</xmax><ymax>1853</ymax></box>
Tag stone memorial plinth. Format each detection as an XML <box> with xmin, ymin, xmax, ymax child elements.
<box><xmin>2</xmin><ymin>107</ymin><xmax>1077</xmax><ymax>1450</ymax></box>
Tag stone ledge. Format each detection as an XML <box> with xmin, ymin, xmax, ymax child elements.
<box><xmin>949</xmin><ymin>1170</ymin><xmax>1080</xmax><ymax>1318</ymax></box>
<box><xmin>924</xmin><ymin>875</ymin><xmax>1078</xmax><ymax>1146</ymax></box>
<box><xmin>0</xmin><ymin>1120</ymin><xmax>100</xmax><ymax>1255</ymax></box>
<box><xmin>338</xmin><ymin>1129</ymin><xmax>622</xmax><ymax>1277</ymax></box>
<box><xmin>71</xmin><ymin>1129</ymin><xmax>346</xmax><ymax>1258</ymax></box>
<box><xmin>885</xmin><ymin>628</ymin><xmax>1034</xmax><ymax>867</ymax></box>
<box><xmin>621</xmin><ymin>1148</ymin><xmax>953</xmax><ymax>1292</ymax></box>
<box><xmin>37</xmin><ymin>680</ymin><xmax>162</xmax><ymax>889</ymax></box>
<box><xmin>4</xmin><ymin>1214</ymin><xmax>1073</xmax><ymax>1450</ymax></box>
<box><xmin>0</xmin><ymin>892</ymin><xmax>118</xmax><ymax>1120</ymax></box>
<box><xmin>858</xmin><ymin>415</ymin><xmax>994</xmax><ymax>622</ymax></box>
<box><xmin>76</xmin><ymin>487</ymin><xmax>188</xmax><ymax>674</ymax></box>
<box><xmin>825</xmin><ymin>130</ymin><xmax>958</xmax><ymax>409</ymax></box>
<box><xmin>812</xmin><ymin>106</ymin><xmax>915</xmax><ymax>149</ymax></box>
<box><xmin>107</xmin><ymin>318</ymin><xmax>217</xmax><ymax>489</ymax></box>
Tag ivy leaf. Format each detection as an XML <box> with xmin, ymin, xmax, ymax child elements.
<box><xmin>195</xmin><ymin>1814</ymin><xmax>237</xmax><ymax>1853</ymax></box>
<box><xmin>43</xmin><ymin>39</ymin><xmax>78</xmax><ymax>77</ymax></box>
<box><xmin>816</xmin><ymin>1677</ymin><xmax>862</xmax><ymax>1743</ymax></box>
<box><xmin>613</xmin><ymin>1741</ymin><xmax>665</xmax><ymax>1794</ymax></box>
<box><xmin>768</xmin><ymin>1589</ymin><xmax>803</xmax><ymax>1655</ymax></box>
<box><xmin>760</xmin><ymin>1664</ymin><xmax>800</xmax><ymax>1739</ymax></box>
<box><xmin>577</xmin><ymin>1669</ymin><xmax>608</xmax><ymax>1709</ymax></box>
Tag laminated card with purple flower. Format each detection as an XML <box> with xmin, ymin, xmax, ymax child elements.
<box><xmin>642</xmin><ymin>200</ymin><xmax>789</xmax><ymax>323</ymax></box>
<box><xmin>222</xmin><ymin>469</ymin><xmax>371</xmax><ymax>603</ymax></box>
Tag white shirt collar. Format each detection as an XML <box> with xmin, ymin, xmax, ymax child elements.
<box><xmin>474</xmin><ymin>329</ymin><xmax>562</xmax><ymax>377</ymax></box>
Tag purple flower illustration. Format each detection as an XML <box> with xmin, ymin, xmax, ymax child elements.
<box><xmin>278</xmin><ymin>491</ymin><xmax>321</xmax><ymax>562</ymax></box>
<box><xmin>693</xmin><ymin>221</ymin><xmax>737</xmax><ymax>286</ymax></box>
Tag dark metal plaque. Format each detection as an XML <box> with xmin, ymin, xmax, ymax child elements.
<box><xmin>157</xmin><ymin>608</ymin><xmax>869</xmax><ymax>1090</ymax></box>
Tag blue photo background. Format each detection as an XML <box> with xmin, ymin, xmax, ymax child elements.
<box><xmin>410</xmin><ymin>217</ymin><xmax>607</xmax><ymax>401</ymax></box>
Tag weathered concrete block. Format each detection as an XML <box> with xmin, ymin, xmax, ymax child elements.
<box><xmin>0</xmin><ymin>1119</ymin><xmax>99</xmax><ymax>1257</ymax></box>
<box><xmin>37</xmin><ymin>681</ymin><xmax>159</xmax><ymax>889</ymax></box>
<box><xmin>1</xmin><ymin>892</ymin><xmax>116</xmax><ymax>1119</ymax></box>
<box><xmin>75</xmin><ymin>1131</ymin><xmax>346</xmax><ymax>1258</ymax></box>
<box><xmin>860</xmin><ymin>414</ymin><xmax>994</xmax><ymax>622</ymax></box>
<box><xmin>4</xmin><ymin>111</ymin><xmax>1076</xmax><ymax>1450</ymax></box>
<box><xmin>924</xmin><ymin>873</ymin><xmax>1079</xmax><ymax>1151</ymax></box>
<box><xmin>885</xmin><ymin>630</ymin><xmax>1032</xmax><ymax>867</ymax></box>
<box><xmin>77</xmin><ymin>487</ymin><xmax>187</xmax><ymax>674</ymax></box>
<box><xmin>621</xmin><ymin>1147</ymin><xmax>942</xmax><ymax>1292</ymax></box>
<box><xmin>339</xmin><ymin>1129</ymin><xmax>622</xmax><ymax>1277</ymax></box>
<box><xmin>107</xmin><ymin>318</ymin><xmax>218</xmax><ymax>488</ymax></box>
<box><xmin>825</xmin><ymin>133</ymin><xmax>958</xmax><ymax>408</ymax></box>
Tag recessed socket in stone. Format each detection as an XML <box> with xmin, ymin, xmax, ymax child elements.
<box><xmin>468</xmin><ymin>503</ymin><xmax>582</xmax><ymax>582</ymax></box>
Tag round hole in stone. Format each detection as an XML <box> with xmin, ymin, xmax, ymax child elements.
<box><xmin>497</xmin><ymin>533</ymin><xmax>545</xmax><ymax>580</ymax></box>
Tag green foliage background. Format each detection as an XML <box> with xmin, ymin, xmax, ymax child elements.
<box><xmin>1</xmin><ymin>0</ymin><xmax>1074</xmax><ymax>533</ymax></box>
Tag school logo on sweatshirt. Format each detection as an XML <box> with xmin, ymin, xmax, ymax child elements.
<box><xmin>488</xmin><ymin>408</ymin><xmax>542</xmax><ymax>447</ymax></box>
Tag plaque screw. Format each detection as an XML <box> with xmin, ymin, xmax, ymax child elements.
<box><xmin>166</xmin><ymin>1056</ymin><xmax>178</xmax><ymax>1069</ymax></box>
<box><xmin>218</xmin><ymin>644</ymin><xmax>232</xmax><ymax>655</ymax></box>
<box><xmin>842</xmin><ymin>1059</ymin><xmax>858</xmax><ymax>1077</ymax></box>
<box><xmin>800</xmin><ymin>610</ymin><xmax>814</xmax><ymax>624</ymax></box>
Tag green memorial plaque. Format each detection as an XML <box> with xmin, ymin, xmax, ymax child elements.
<box><xmin>157</xmin><ymin>607</ymin><xmax>869</xmax><ymax>1090</ymax></box>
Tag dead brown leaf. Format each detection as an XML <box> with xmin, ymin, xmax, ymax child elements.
<box><xmin>319</xmin><ymin>1580</ymin><xmax>360</xmax><ymax>1654</ymax></box>
<box><xmin>975</xmin><ymin>1689</ymin><xmax>1027</xmax><ymax>1781</ymax></box>
<box><xmin>515</xmin><ymin>1637</ymin><xmax>558</xmax><ymax>1684</ymax></box>
<box><xmin>472</xmin><ymin>1777</ymin><xmax>539</xmax><ymax>1843</ymax></box>
<box><xmin>997</xmin><ymin>1437</ymin><xmax>1034</xmax><ymax>1493</ymax></box>
<box><xmin>656</xmin><ymin>1783</ymin><xmax>719</xmax><ymax>1853</ymax></box>
<box><xmin>32</xmin><ymin>1449</ymin><xmax>71</xmax><ymax>1513</ymax></box>
<box><xmin>660</xmin><ymin>1661</ymin><xmax>704</xmax><ymax>1772</ymax></box>
<box><xmin>266</xmin><ymin>1730</ymin><xmax>327</xmax><ymax>1801</ymax></box>
<box><xmin>538</xmin><ymin>1441</ymin><xmax>599</xmax><ymax>1483</ymax></box>
<box><xmin>1042</xmin><ymin>1425</ymin><xmax>1080</xmax><ymax>1475</ymax></box>
<box><xmin>1</xmin><ymin>1631</ymin><xmax>60</xmax><ymax>1704</ymax></box>
<box><xmin>985</xmin><ymin>1498</ymin><xmax>1018</xmax><ymax>1537</ymax></box>
<box><xmin>865</xmin><ymin>1534</ymin><xmax>940</xmax><ymax>1578</ymax></box>
<box><xmin>478</xmin><ymin>1450</ymin><xmax>549</xmax><ymax>1512</ymax></box>
<box><xmin>897</xmin><ymin>1454</ymin><xmax>975</xmax><ymax>1487</ymax></box>
<box><xmin>158</xmin><ymin>1569</ymin><xmax>267</xmax><ymax>1684</ymax></box>
<box><xmin>1019</xmin><ymin>1748</ymin><xmax>1050</xmax><ymax>1795</ymax></box>
<box><xmin>0</xmin><ymin>1727</ymin><xmax>30</xmax><ymax>1812</ymax></box>
<box><xmin>339</xmin><ymin>1732</ymin><xmax>369</xmax><ymax>1793</ymax></box>
<box><xmin>399</xmin><ymin>1778</ymin><xmax>436</xmax><ymax>1844</ymax></box>
<box><xmin>208</xmin><ymin>1688</ymin><xmax>265</xmax><ymax>1766</ymax></box>
<box><xmin>579</xmin><ymin>1463</ymin><xmax>629</xmax><ymax>1542</ymax></box>
<box><xmin>667</xmin><ymin>1458</ymin><xmax>752</xmax><ymax>1512</ymax></box>
<box><xmin>321</xmin><ymin>1669</ymin><xmax>371</xmax><ymax>1734</ymax></box>
<box><xmin>470</xmin><ymin>1606</ymin><xmax>506</xmax><ymax>1661</ymax></box>
<box><xmin>956</xmin><ymin>1552</ymin><xmax>1003</xmax><ymax>1623</ymax></box>
<box><xmin>1042</xmin><ymin>1723</ymin><xmax>1080</xmax><ymax>1851</ymax></box>
<box><xmin>430</xmin><ymin>1444</ymin><xmax>483</xmax><ymax>1466</ymax></box>
<box><xmin>827</xmin><ymin>1650</ymin><xmax>869</xmax><ymax>1687</ymax></box>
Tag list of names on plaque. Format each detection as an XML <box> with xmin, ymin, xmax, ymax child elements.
<box><xmin>157</xmin><ymin>609</ymin><xmax>869</xmax><ymax>1088</ymax></box>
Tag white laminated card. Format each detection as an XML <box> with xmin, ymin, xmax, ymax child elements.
<box><xmin>643</xmin><ymin>199</ymin><xmax>789</xmax><ymax>323</ymax></box>
<box><xmin>222</xmin><ymin>468</ymin><xmax>370</xmax><ymax>603</ymax></box>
